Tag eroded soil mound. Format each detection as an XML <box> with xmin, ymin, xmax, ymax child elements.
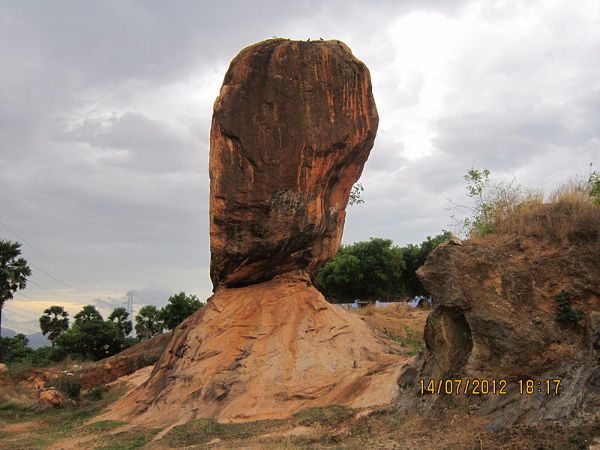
<box><xmin>81</xmin><ymin>332</ymin><xmax>171</xmax><ymax>389</ymax></box>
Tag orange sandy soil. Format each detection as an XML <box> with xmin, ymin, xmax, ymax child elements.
<box><xmin>1</xmin><ymin>305</ymin><xmax>599</xmax><ymax>449</ymax></box>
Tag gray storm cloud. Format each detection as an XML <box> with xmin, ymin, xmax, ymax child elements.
<box><xmin>1</xmin><ymin>0</ymin><xmax>599</xmax><ymax>333</ymax></box>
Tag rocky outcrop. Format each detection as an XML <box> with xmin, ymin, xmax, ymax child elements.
<box><xmin>415</xmin><ymin>236</ymin><xmax>600</xmax><ymax>427</ymax></box>
<box><xmin>101</xmin><ymin>39</ymin><xmax>404</xmax><ymax>426</ymax></box>
<box><xmin>38</xmin><ymin>388</ymin><xmax>63</xmax><ymax>407</ymax></box>
<box><xmin>102</xmin><ymin>273</ymin><xmax>405</xmax><ymax>426</ymax></box>
<box><xmin>209</xmin><ymin>39</ymin><xmax>378</xmax><ymax>288</ymax></box>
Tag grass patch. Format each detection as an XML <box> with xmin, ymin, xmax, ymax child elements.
<box><xmin>160</xmin><ymin>418</ymin><xmax>284</xmax><ymax>447</ymax></box>
<box><xmin>293</xmin><ymin>405</ymin><xmax>353</xmax><ymax>426</ymax></box>
<box><xmin>0</xmin><ymin>433</ymin><xmax>53</xmax><ymax>449</ymax></box>
<box><xmin>0</xmin><ymin>381</ymin><xmax>131</xmax><ymax>450</ymax></box>
<box><xmin>94</xmin><ymin>427</ymin><xmax>161</xmax><ymax>450</ymax></box>
<box><xmin>160</xmin><ymin>406</ymin><xmax>355</xmax><ymax>448</ymax></box>
<box><xmin>382</xmin><ymin>328</ymin><xmax>424</xmax><ymax>356</ymax></box>
<box><xmin>0</xmin><ymin>400</ymin><xmax>37</xmax><ymax>423</ymax></box>
<box><xmin>86</xmin><ymin>420</ymin><xmax>127</xmax><ymax>432</ymax></box>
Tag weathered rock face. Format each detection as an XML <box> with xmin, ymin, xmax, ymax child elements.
<box><xmin>38</xmin><ymin>388</ymin><xmax>63</xmax><ymax>407</ymax></box>
<box><xmin>210</xmin><ymin>39</ymin><xmax>378</xmax><ymax>288</ymax></box>
<box><xmin>102</xmin><ymin>273</ymin><xmax>405</xmax><ymax>426</ymax></box>
<box><xmin>416</xmin><ymin>236</ymin><xmax>600</xmax><ymax>427</ymax></box>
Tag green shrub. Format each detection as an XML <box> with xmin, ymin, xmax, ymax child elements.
<box><xmin>88</xmin><ymin>384</ymin><xmax>108</xmax><ymax>401</ymax></box>
<box><xmin>50</xmin><ymin>374</ymin><xmax>82</xmax><ymax>400</ymax></box>
<box><xmin>554</xmin><ymin>291</ymin><xmax>582</xmax><ymax>327</ymax></box>
<box><xmin>589</xmin><ymin>171</ymin><xmax>600</xmax><ymax>206</ymax></box>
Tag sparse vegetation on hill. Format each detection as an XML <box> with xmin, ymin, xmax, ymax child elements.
<box><xmin>456</xmin><ymin>167</ymin><xmax>600</xmax><ymax>245</ymax></box>
<box><xmin>554</xmin><ymin>290</ymin><xmax>582</xmax><ymax>327</ymax></box>
<box><xmin>494</xmin><ymin>182</ymin><xmax>600</xmax><ymax>245</ymax></box>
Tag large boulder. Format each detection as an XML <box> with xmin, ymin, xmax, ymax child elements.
<box><xmin>209</xmin><ymin>38</ymin><xmax>378</xmax><ymax>289</ymax></box>
<box><xmin>38</xmin><ymin>388</ymin><xmax>63</xmax><ymax>407</ymax></box>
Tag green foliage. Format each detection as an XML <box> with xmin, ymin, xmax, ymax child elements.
<box><xmin>161</xmin><ymin>292</ymin><xmax>204</xmax><ymax>331</ymax></box>
<box><xmin>462</xmin><ymin>167</ymin><xmax>495</xmax><ymax>235</ymax></box>
<box><xmin>56</xmin><ymin>306</ymin><xmax>127</xmax><ymax>360</ymax></box>
<box><xmin>87</xmin><ymin>385</ymin><xmax>109</xmax><ymax>401</ymax></box>
<box><xmin>94</xmin><ymin>428</ymin><xmax>161</xmax><ymax>450</ymax></box>
<box><xmin>382</xmin><ymin>326</ymin><xmax>424</xmax><ymax>356</ymax></box>
<box><xmin>39</xmin><ymin>305</ymin><xmax>69</xmax><ymax>347</ymax></box>
<box><xmin>108</xmin><ymin>307</ymin><xmax>133</xmax><ymax>338</ymax></box>
<box><xmin>50</xmin><ymin>374</ymin><xmax>82</xmax><ymax>400</ymax></box>
<box><xmin>162</xmin><ymin>418</ymin><xmax>281</xmax><ymax>447</ymax></box>
<box><xmin>27</xmin><ymin>346</ymin><xmax>65</xmax><ymax>366</ymax></box>
<box><xmin>554</xmin><ymin>291</ymin><xmax>582</xmax><ymax>327</ymax></box>
<box><xmin>0</xmin><ymin>382</ymin><xmax>132</xmax><ymax>448</ymax></box>
<box><xmin>0</xmin><ymin>333</ymin><xmax>32</xmax><ymax>363</ymax></box>
<box><xmin>401</xmin><ymin>231</ymin><xmax>452</xmax><ymax>296</ymax></box>
<box><xmin>314</xmin><ymin>238</ymin><xmax>405</xmax><ymax>302</ymax></box>
<box><xmin>293</xmin><ymin>405</ymin><xmax>354</xmax><ymax>426</ymax></box>
<box><xmin>74</xmin><ymin>305</ymin><xmax>103</xmax><ymax>324</ymax></box>
<box><xmin>0</xmin><ymin>240</ymin><xmax>31</xmax><ymax>304</ymax></box>
<box><xmin>349</xmin><ymin>182</ymin><xmax>365</xmax><ymax>206</ymax></box>
<box><xmin>589</xmin><ymin>171</ymin><xmax>600</xmax><ymax>205</ymax></box>
<box><xmin>314</xmin><ymin>232</ymin><xmax>451</xmax><ymax>302</ymax></box>
<box><xmin>86</xmin><ymin>420</ymin><xmax>126</xmax><ymax>431</ymax></box>
<box><xmin>0</xmin><ymin>239</ymin><xmax>31</xmax><ymax>342</ymax></box>
<box><xmin>135</xmin><ymin>305</ymin><xmax>164</xmax><ymax>339</ymax></box>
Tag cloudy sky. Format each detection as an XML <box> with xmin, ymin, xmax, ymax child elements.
<box><xmin>1</xmin><ymin>0</ymin><xmax>599</xmax><ymax>334</ymax></box>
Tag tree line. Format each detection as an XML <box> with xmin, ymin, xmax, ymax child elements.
<box><xmin>313</xmin><ymin>231</ymin><xmax>452</xmax><ymax>303</ymax></box>
<box><xmin>0</xmin><ymin>291</ymin><xmax>203</xmax><ymax>364</ymax></box>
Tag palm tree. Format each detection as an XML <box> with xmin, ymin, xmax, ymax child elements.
<box><xmin>108</xmin><ymin>307</ymin><xmax>133</xmax><ymax>338</ymax></box>
<box><xmin>39</xmin><ymin>306</ymin><xmax>70</xmax><ymax>347</ymax></box>
<box><xmin>0</xmin><ymin>240</ymin><xmax>31</xmax><ymax>338</ymax></box>
<box><xmin>135</xmin><ymin>305</ymin><xmax>164</xmax><ymax>340</ymax></box>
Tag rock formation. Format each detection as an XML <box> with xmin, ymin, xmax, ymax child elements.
<box><xmin>38</xmin><ymin>388</ymin><xmax>63</xmax><ymax>407</ymax></box>
<box><xmin>210</xmin><ymin>38</ymin><xmax>378</xmax><ymax>288</ymax></box>
<box><xmin>102</xmin><ymin>39</ymin><xmax>405</xmax><ymax>427</ymax></box>
<box><xmin>415</xmin><ymin>235</ymin><xmax>600</xmax><ymax>428</ymax></box>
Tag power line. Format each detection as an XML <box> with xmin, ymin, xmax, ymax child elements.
<box><xmin>14</xmin><ymin>297</ymin><xmax>54</xmax><ymax>310</ymax></box>
<box><xmin>29</xmin><ymin>262</ymin><xmax>77</xmax><ymax>290</ymax></box>
<box><xmin>27</xmin><ymin>279</ymin><xmax>49</xmax><ymax>290</ymax></box>
<box><xmin>3</xmin><ymin>306</ymin><xmax>37</xmax><ymax>321</ymax></box>
<box><xmin>0</xmin><ymin>220</ymin><xmax>97</xmax><ymax>290</ymax></box>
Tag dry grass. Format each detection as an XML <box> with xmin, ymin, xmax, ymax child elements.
<box><xmin>490</xmin><ymin>182</ymin><xmax>600</xmax><ymax>246</ymax></box>
<box><xmin>353</xmin><ymin>304</ymin><xmax>428</xmax><ymax>356</ymax></box>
